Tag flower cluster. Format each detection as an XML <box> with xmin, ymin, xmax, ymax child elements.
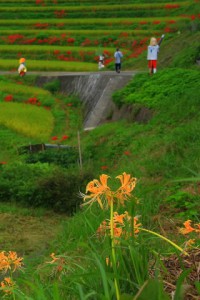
<box><xmin>164</xmin><ymin>4</ymin><xmax>180</xmax><ymax>9</ymax></box>
<box><xmin>54</xmin><ymin>10</ymin><xmax>66</xmax><ymax>18</ymax></box>
<box><xmin>4</xmin><ymin>94</ymin><xmax>13</xmax><ymax>102</ymax></box>
<box><xmin>179</xmin><ymin>220</ymin><xmax>200</xmax><ymax>235</ymax></box>
<box><xmin>82</xmin><ymin>172</ymin><xmax>137</xmax><ymax>209</ymax></box>
<box><xmin>51</xmin><ymin>135</ymin><xmax>69</xmax><ymax>142</ymax></box>
<box><xmin>179</xmin><ymin>220</ymin><xmax>200</xmax><ymax>250</ymax></box>
<box><xmin>0</xmin><ymin>251</ymin><xmax>23</xmax><ymax>273</ymax></box>
<box><xmin>0</xmin><ymin>277</ymin><xmax>15</xmax><ymax>295</ymax></box>
<box><xmin>35</xmin><ymin>0</ymin><xmax>45</xmax><ymax>6</ymax></box>
<box><xmin>0</xmin><ymin>251</ymin><xmax>23</xmax><ymax>295</ymax></box>
<box><xmin>25</xmin><ymin>97</ymin><xmax>41</xmax><ymax>106</ymax></box>
<box><xmin>47</xmin><ymin>253</ymin><xmax>66</xmax><ymax>273</ymax></box>
<box><xmin>97</xmin><ymin>211</ymin><xmax>141</xmax><ymax>243</ymax></box>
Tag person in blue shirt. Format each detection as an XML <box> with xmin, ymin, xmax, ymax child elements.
<box><xmin>114</xmin><ymin>48</ymin><xmax>123</xmax><ymax>73</ymax></box>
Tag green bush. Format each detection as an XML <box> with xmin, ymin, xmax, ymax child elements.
<box><xmin>112</xmin><ymin>68</ymin><xmax>200</xmax><ymax>109</ymax></box>
<box><xmin>0</xmin><ymin>162</ymin><xmax>94</xmax><ymax>214</ymax></box>
<box><xmin>166</xmin><ymin>190</ymin><xmax>200</xmax><ymax>220</ymax></box>
<box><xmin>0</xmin><ymin>162</ymin><xmax>53</xmax><ymax>203</ymax></box>
<box><xmin>25</xmin><ymin>148</ymin><xmax>78</xmax><ymax>168</ymax></box>
<box><xmin>43</xmin><ymin>79</ymin><xmax>61</xmax><ymax>94</ymax></box>
<box><xmin>32</xmin><ymin>169</ymin><xmax>94</xmax><ymax>213</ymax></box>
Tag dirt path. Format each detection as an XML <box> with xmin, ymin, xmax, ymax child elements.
<box><xmin>0</xmin><ymin>70</ymin><xmax>138</xmax><ymax>77</ymax></box>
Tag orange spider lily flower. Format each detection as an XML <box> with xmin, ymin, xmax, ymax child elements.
<box><xmin>0</xmin><ymin>252</ymin><xmax>10</xmax><ymax>273</ymax></box>
<box><xmin>0</xmin><ymin>251</ymin><xmax>23</xmax><ymax>273</ymax></box>
<box><xmin>82</xmin><ymin>173</ymin><xmax>137</xmax><ymax>209</ymax></box>
<box><xmin>82</xmin><ymin>174</ymin><xmax>111</xmax><ymax>209</ymax></box>
<box><xmin>179</xmin><ymin>220</ymin><xmax>195</xmax><ymax>234</ymax></box>
<box><xmin>115</xmin><ymin>172</ymin><xmax>137</xmax><ymax>205</ymax></box>
<box><xmin>48</xmin><ymin>253</ymin><xmax>60</xmax><ymax>264</ymax></box>
<box><xmin>132</xmin><ymin>217</ymin><xmax>142</xmax><ymax>234</ymax></box>
<box><xmin>7</xmin><ymin>251</ymin><xmax>23</xmax><ymax>272</ymax></box>
<box><xmin>47</xmin><ymin>253</ymin><xmax>65</xmax><ymax>273</ymax></box>
<box><xmin>0</xmin><ymin>277</ymin><xmax>15</xmax><ymax>294</ymax></box>
<box><xmin>113</xmin><ymin>211</ymin><xmax>126</xmax><ymax>224</ymax></box>
<box><xmin>179</xmin><ymin>220</ymin><xmax>200</xmax><ymax>235</ymax></box>
<box><xmin>97</xmin><ymin>212</ymin><xmax>141</xmax><ymax>243</ymax></box>
<box><xmin>184</xmin><ymin>239</ymin><xmax>196</xmax><ymax>249</ymax></box>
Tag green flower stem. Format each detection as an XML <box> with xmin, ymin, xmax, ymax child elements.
<box><xmin>10</xmin><ymin>271</ymin><xmax>16</xmax><ymax>300</ymax></box>
<box><xmin>140</xmin><ymin>228</ymin><xmax>188</xmax><ymax>255</ymax></box>
<box><xmin>110</xmin><ymin>199</ymin><xmax>120</xmax><ymax>300</ymax></box>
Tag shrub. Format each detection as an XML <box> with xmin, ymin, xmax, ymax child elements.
<box><xmin>25</xmin><ymin>148</ymin><xmax>78</xmax><ymax>168</ymax></box>
<box><xmin>32</xmin><ymin>168</ymin><xmax>95</xmax><ymax>213</ymax></box>
<box><xmin>0</xmin><ymin>162</ymin><xmax>94</xmax><ymax>214</ymax></box>
<box><xmin>0</xmin><ymin>162</ymin><xmax>53</xmax><ymax>203</ymax></box>
<box><xmin>43</xmin><ymin>79</ymin><xmax>61</xmax><ymax>94</ymax></box>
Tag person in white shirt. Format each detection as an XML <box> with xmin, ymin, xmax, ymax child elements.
<box><xmin>114</xmin><ymin>48</ymin><xmax>123</xmax><ymax>73</ymax></box>
<box><xmin>98</xmin><ymin>54</ymin><xmax>105</xmax><ymax>70</ymax></box>
<box><xmin>18</xmin><ymin>57</ymin><xmax>27</xmax><ymax>77</ymax></box>
<box><xmin>147</xmin><ymin>34</ymin><xmax>165</xmax><ymax>74</ymax></box>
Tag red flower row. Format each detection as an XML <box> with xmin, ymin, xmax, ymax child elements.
<box><xmin>51</xmin><ymin>135</ymin><xmax>69</xmax><ymax>141</ymax></box>
<box><xmin>3</xmin><ymin>95</ymin><xmax>52</xmax><ymax>110</ymax></box>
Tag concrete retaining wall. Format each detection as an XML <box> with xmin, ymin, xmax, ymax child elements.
<box><xmin>36</xmin><ymin>73</ymin><xmax>133</xmax><ymax>129</ymax></box>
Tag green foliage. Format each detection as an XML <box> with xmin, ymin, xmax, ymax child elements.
<box><xmin>172</xmin><ymin>43</ymin><xmax>200</xmax><ymax>68</ymax></box>
<box><xmin>25</xmin><ymin>148</ymin><xmax>78</xmax><ymax>168</ymax></box>
<box><xmin>0</xmin><ymin>162</ymin><xmax>94</xmax><ymax>213</ymax></box>
<box><xmin>43</xmin><ymin>79</ymin><xmax>61</xmax><ymax>94</ymax></box>
<box><xmin>0</xmin><ymin>162</ymin><xmax>53</xmax><ymax>203</ymax></box>
<box><xmin>165</xmin><ymin>190</ymin><xmax>200</xmax><ymax>220</ymax></box>
<box><xmin>32</xmin><ymin>168</ymin><xmax>94</xmax><ymax>213</ymax></box>
<box><xmin>113</xmin><ymin>68</ymin><xmax>200</xmax><ymax>109</ymax></box>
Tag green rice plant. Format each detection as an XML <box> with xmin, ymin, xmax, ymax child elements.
<box><xmin>0</xmin><ymin>44</ymin><xmax>115</xmax><ymax>53</ymax></box>
<box><xmin>0</xmin><ymin>16</ymin><xmax>189</xmax><ymax>26</ymax></box>
<box><xmin>0</xmin><ymin>81</ymin><xmax>50</xmax><ymax>97</ymax></box>
<box><xmin>0</xmin><ymin>29</ymin><xmax>156</xmax><ymax>37</ymax></box>
<box><xmin>0</xmin><ymin>2</ymin><xmax>190</xmax><ymax>14</ymax></box>
<box><xmin>0</xmin><ymin>59</ymin><xmax>97</xmax><ymax>71</ymax></box>
<box><xmin>0</xmin><ymin>102</ymin><xmax>54</xmax><ymax>140</ymax></box>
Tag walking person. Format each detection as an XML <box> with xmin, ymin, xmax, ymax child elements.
<box><xmin>98</xmin><ymin>54</ymin><xmax>105</xmax><ymax>70</ymax></box>
<box><xmin>18</xmin><ymin>57</ymin><xmax>27</xmax><ymax>77</ymax></box>
<box><xmin>114</xmin><ymin>48</ymin><xmax>123</xmax><ymax>73</ymax></box>
<box><xmin>147</xmin><ymin>34</ymin><xmax>165</xmax><ymax>75</ymax></box>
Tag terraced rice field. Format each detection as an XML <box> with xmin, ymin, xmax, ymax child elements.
<box><xmin>0</xmin><ymin>0</ymin><xmax>198</xmax><ymax>71</ymax></box>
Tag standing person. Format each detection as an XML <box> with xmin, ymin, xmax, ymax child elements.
<box><xmin>147</xmin><ymin>34</ymin><xmax>165</xmax><ymax>75</ymax></box>
<box><xmin>18</xmin><ymin>57</ymin><xmax>27</xmax><ymax>77</ymax></box>
<box><xmin>114</xmin><ymin>48</ymin><xmax>123</xmax><ymax>73</ymax></box>
<box><xmin>98</xmin><ymin>54</ymin><xmax>105</xmax><ymax>70</ymax></box>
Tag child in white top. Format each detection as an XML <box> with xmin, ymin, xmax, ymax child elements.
<box><xmin>147</xmin><ymin>35</ymin><xmax>164</xmax><ymax>74</ymax></box>
<box><xmin>18</xmin><ymin>58</ymin><xmax>27</xmax><ymax>76</ymax></box>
